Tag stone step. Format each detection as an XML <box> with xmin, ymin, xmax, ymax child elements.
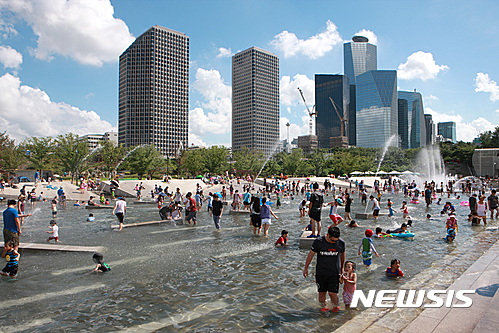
<box><xmin>111</xmin><ymin>219</ymin><xmax>183</xmax><ymax>229</ymax></box>
<box><xmin>19</xmin><ymin>243</ymin><xmax>103</xmax><ymax>252</ymax></box>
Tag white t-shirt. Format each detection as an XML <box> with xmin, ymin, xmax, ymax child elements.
<box><xmin>373</xmin><ymin>198</ymin><xmax>380</xmax><ymax>211</ymax></box>
<box><xmin>51</xmin><ymin>225</ymin><xmax>59</xmax><ymax>238</ymax></box>
<box><xmin>174</xmin><ymin>192</ymin><xmax>182</xmax><ymax>201</ymax></box>
<box><xmin>115</xmin><ymin>200</ymin><xmax>126</xmax><ymax>214</ymax></box>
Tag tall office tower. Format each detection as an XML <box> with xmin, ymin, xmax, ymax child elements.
<box><xmin>398</xmin><ymin>90</ymin><xmax>426</xmax><ymax>149</ymax></box>
<box><xmin>438</xmin><ymin>121</ymin><xmax>457</xmax><ymax>143</ymax></box>
<box><xmin>118</xmin><ymin>25</ymin><xmax>189</xmax><ymax>157</ymax></box>
<box><xmin>344</xmin><ymin>36</ymin><xmax>377</xmax><ymax>85</ymax></box>
<box><xmin>315</xmin><ymin>74</ymin><xmax>350</xmax><ymax>148</ymax></box>
<box><xmin>232</xmin><ymin>47</ymin><xmax>279</xmax><ymax>156</ymax></box>
<box><xmin>356</xmin><ymin>70</ymin><xmax>398</xmax><ymax>148</ymax></box>
<box><xmin>344</xmin><ymin>36</ymin><xmax>377</xmax><ymax>145</ymax></box>
<box><xmin>424</xmin><ymin>114</ymin><xmax>436</xmax><ymax>145</ymax></box>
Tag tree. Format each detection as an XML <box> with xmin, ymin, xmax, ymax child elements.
<box><xmin>96</xmin><ymin>140</ymin><xmax>126</xmax><ymax>178</ymax></box>
<box><xmin>204</xmin><ymin>146</ymin><xmax>229</xmax><ymax>175</ymax></box>
<box><xmin>0</xmin><ymin>132</ymin><xmax>25</xmax><ymax>170</ymax></box>
<box><xmin>232</xmin><ymin>147</ymin><xmax>265</xmax><ymax>174</ymax></box>
<box><xmin>480</xmin><ymin>126</ymin><xmax>499</xmax><ymax>148</ymax></box>
<box><xmin>21</xmin><ymin>136</ymin><xmax>55</xmax><ymax>177</ymax></box>
<box><xmin>54</xmin><ymin>133</ymin><xmax>89</xmax><ymax>183</ymax></box>
<box><xmin>125</xmin><ymin>145</ymin><xmax>165</xmax><ymax>179</ymax></box>
<box><xmin>309</xmin><ymin>148</ymin><xmax>331</xmax><ymax>176</ymax></box>
<box><xmin>183</xmin><ymin>149</ymin><xmax>205</xmax><ymax>176</ymax></box>
<box><xmin>282</xmin><ymin>149</ymin><xmax>304</xmax><ymax>176</ymax></box>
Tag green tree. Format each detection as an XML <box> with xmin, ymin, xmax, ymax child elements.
<box><xmin>183</xmin><ymin>149</ymin><xmax>205</xmax><ymax>176</ymax></box>
<box><xmin>21</xmin><ymin>136</ymin><xmax>55</xmax><ymax>177</ymax></box>
<box><xmin>125</xmin><ymin>145</ymin><xmax>165</xmax><ymax>179</ymax></box>
<box><xmin>479</xmin><ymin>126</ymin><xmax>499</xmax><ymax>148</ymax></box>
<box><xmin>232</xmin><ymin>147</ymin><xmax>265</xmax><ymax>174</ymax></box>
<box><xmin>54</xmin><ymin>133</ymin><xmax>90</xmax><ymax>183</ymax></box>
<box><xmin>0</xmin><ymin>132</ymin><xmax>25</xmax><ymax>170</ymax></box>
<box><xmin>96</xmin><ymin>140</ymin><xmax>126</xmax><ymax>178</ymax></box>
<box><xmin>204</xmin><ymin>146</ymin><xmax>229</xmax><ymax>174</ymax></box>
<box><xmin>282</xmin><ymin>149</ymin><xmax>304</xmax><ymax>176</ymax></box>
<box><xmin>308</xmin><ymin>148</ymin><xmax>331</xmax><ymax>176</ymax></box>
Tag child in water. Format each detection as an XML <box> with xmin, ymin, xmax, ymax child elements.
<box><xmin>358</xmin><ymin>229</ymin><xmax>379</xmax><ymax>266</ymax></box>
<box><xmin>92</xmin><ymin>253</ymin><xmax>111</xmax><ymax>273</ymax></box>
<box><xmin>46</xmin><ymin>220</ymin><xmax>59</xmax><ymax>242</ymax></box>
<box><xmin>1</xmin><ymin>240</ymin><xmax>19</xmax><ymax>278</ymax></box>
<box><xmin>386</xmin><ymin>259</ymin><xmax>404</xmax><ymax>277</ymax></box>
<box><xmin>87</xmin><ymin>214</ymin><xmax>95</xmax><ymax>222</ymax></box>
<box><xmin>445</xmin><ymin>214</ymin><xmax>458</xmax><ymax>242</ymax></box>
<box><xmin>275</xmin><ymin>230</ymin><xmax>288</xmax><ymax>247</ymax></box>
<box><xmin>386</xmin><ymin>203</ymin><xmax>397</xmax><ymax>217</ymax></box>
<box><xmin>374</xmin><ymin>227</ymin><xmax>390</xmax><ymax>238</ymax></box>
<box><xmin>340</xmin><ymin>261</ymin><xmax>357</xmax><ymax>309</ymax></box>
<box><xmin>401</xmin><ymin>201</ymin><xmax>409</xmax><ymax>218</ymax></box>
<box><xmin>299</xmin><ymin>200</ymin><xmax>307</xmax><ymax>217</ymax></box>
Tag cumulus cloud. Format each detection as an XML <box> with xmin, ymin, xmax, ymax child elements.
<box><xmin>355</xmin><ymin>29</ymin><xmax>377</xmax><ymax>45</ymax></box>
<box><xmin>398</xmin><ymin>51</ymin><xmax>449</xmax><ymax>81</ymax></box>
<box><xmin>280</xmin><ymin>109</ymin><xmax>314</xmax><ymax>142</ymax></box>
<box><xmin>189</xmin><ymin>68</ymin><xmax>231</xmax><ymax>142</ymax></box>
<box><xmin>216</xmin><ymin>47</ymin><xmax>233</xmax><ymax>58</ymax></box>
<box><xmin>271</xmin><ymin>20</ymin><xmax>342</xmax><ymax>59</ymax></box>
<box><xmin>0</xmin><ymin>45</ymin><xmax>22</xmax><ymax>68</ymax></box>
<box><xmin>425</xmin><ymin>95</ymin><xmax>439</xmax><ymax>101</ymax></box>
<box><xmin>475</xmin><ymin>72</ymin><xmax>499</xmax><ymax>102</ymax></box>
<box><xmin>0</xmin><ymin>0</ymin><xmax>135</xmax><ymax>66</ymax></box>
<box><xmin>0</xmin><ymin>19</ymin><xmax>18</xmax><ymax>39</ymax></box>
<box><xmin>0</xmin><ymin>73</ymin><xmax>115</xmax><ymax>142</ymax></box>
<box><xmin>280</xmin><ymin>74</ymin><xmax>315</xmax><ymax>106</ymax></box>
<box><xmin>425</xmin><ymin>107</ymin><xmax>497</xmax><ymax>142</ymax></box>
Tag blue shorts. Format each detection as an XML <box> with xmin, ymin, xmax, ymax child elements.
<box><xmin>363</xmin><ymin>258</ymin><xmax>372</xmax><ymax>266</ymax></box>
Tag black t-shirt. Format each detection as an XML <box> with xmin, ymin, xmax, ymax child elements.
<box><xmin>212</xmin><ymin>200</ymin><xmax>223</xmax><ymax>216</ymax></box>
<box><xmin>488</xmin><ymin>195</ymin><xmax>498</xmax><ymax>209</ymax></box>
<box><xmin>469</xmin><ymin>196</ymin><xmax>477</xmax><ymax>210</ymax></box>
<box><xmin>310</xmin><ymin>191</ymin><xmax>324</xmax><ymax>212</ymax></box>
<box><xmin>311</xmin><ymin>236</ymin><xmax>345</xmax><ymax>276</ymax></box>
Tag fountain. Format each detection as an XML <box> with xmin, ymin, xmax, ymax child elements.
<box><xmin>114</xmin><ymin>144</ymin><xmax>144</xmax><ymax>173</ymax></box>
<box><xmin>255</xmin><ymin>141</ymin><xmax>281</xmax><ymax>181</ymax></box>
<box><xmin>412</xmin><ymin>144</ymin><xmax>449</xmax><ymax>188</ymax></box>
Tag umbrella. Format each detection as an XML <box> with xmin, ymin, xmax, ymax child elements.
<box><xmin>401</xmin><ymin>170</ymin><xmax>414</xmax><ymax>175</ymax></box>
<box><xmin>377</xmin><ymin>171</ymin><xmax>387</xmax><ymax>175</ymax></box>
<box><xmin>350</xmin><ymin>171</ymin><xmax>362</xmax><ymax>175</ymax></box>
<box><xmin>389</xmin><ymin>170</ymin><xmax>401</xmax><ymax>175</ymax></box>
<box><xmin>365</xmin><ymin>171</ymin><xmax>374</xmax><ymax>175</ymax></box>
<box><xmin>195</xmin><ymin>175</ymin><xmax>203</xmax><ymax>179</ymax></box>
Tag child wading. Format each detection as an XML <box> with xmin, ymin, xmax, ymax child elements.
<box><xmin>1</xmin><ymin>240</ymin><xmax>19</xmax><ymax>278</ymax></box>
<box><xmin>358</xmin><ymin>229</ymin><xmax>379</xmax><ymax>266</ymax></box>
<box><xmin>92</xmin><ymin>253</ymin><xmax>111</xmax><ymax>273</ymax></box>
<box><xmin>340</xmin><ymin>261</ymin><xmax>357</xmax><ymax>309</ymax></box>
<box><xmin>46</xmin><ymin>220</ymin><xmax>59</xmax><ymax>242</ymax></box>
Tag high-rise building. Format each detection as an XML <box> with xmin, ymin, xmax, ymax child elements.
<box><xmin>315</xmin><ymin>74</ymin><xmax>350</xmax><ymax>149</ymax></box>
<box><xmin>118</xmin><ymin>25</ymin><xmax>189</xmax><ymax>157</ymax></box>
<box><xmin>232</xmin><ymin>47</ymin><xmax>279</xmax><ymax>156</ymax></box>
<box><xmin>344</xmin><ymin>36</ymin><xmax>377</xmax><ymax>85</ymax></box>
<box><xmin>438</xmin><ymin>121</ymin><xmax>457</xmax><ymax>143</ymax></box>
<box><xmin>398</xmin><ymin>90</ymin><xmax>426</xmax><ymax>149</ymax></box>
<box><xmin>343</xmin><ymin>36</ymin><xmax>377</xmax><ymax>145</ymax></box>
<box><xmin>356</xmin><ymin>70</ymin><xmax>398</xmax><ymax>148</ymax></box>
<box><xmin>424</xmin><ymin>114</ymin><xmax>436</xmax><ymax>145</ymax></box>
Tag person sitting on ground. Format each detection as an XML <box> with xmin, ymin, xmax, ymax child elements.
<box><xmin>441</xmin><ymin>202</ymin><xmax>455</xmax><ymax>215</ymax></box>
<box><xmin>87</xmin><ymin>214</ymin><xmax>94</xmax><ymax>222</ymax></box>
<box><xmin>275</xmin><ymin>230</ymin><xmax>288</xmax><ymax>247</ymax></box>
<box><xmin>87</xmin><ymin>196</ymin><xmax>101</xmax><ymax>207</ymax></box>
<box><xmin>92</xmin><ymin>253</ymin><xmax>111</xmax><ymax>273</ymax></box>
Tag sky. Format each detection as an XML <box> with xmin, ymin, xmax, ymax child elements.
<box><xmin>0</xmin><ymin>0</ymin><xmax>498</xmax><ymax>147</ymax></box>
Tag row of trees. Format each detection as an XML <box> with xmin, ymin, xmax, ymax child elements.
<box><xmin>1</xmin><ymin>126</ymin><xmax>498</xmax><ymax>180</ymax></box>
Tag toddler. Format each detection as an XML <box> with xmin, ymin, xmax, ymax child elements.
<box><xmin>46</xmin><ymin>220</ymin><xmax>59</xmax><ymax>242</ymax></box>
<box><xmin>87</xmin><ymin>214</ymin><xmax>95</xmax><ymax>222</ymax></box>
<box><xmin>386</xmin><ymin>259</ymin><xmax>404</xmax><ymax>277</ymax></box>
<box><xmin>340</xmin><ymin>261</ymin><xmax>357</xmax><ymax>309</ymax></box>
<box><xmin>275</xmin><ymin>230</ymin><xmax>288</xmax><ymax>247</ymax></box>
<box><xmin>1</xmin><ymin>240</ymin><xmax>19</xmax><ymax>278</ymax></box>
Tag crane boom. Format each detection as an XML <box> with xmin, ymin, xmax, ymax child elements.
<box><xmin>297</xmin><ymin>87</ymin><xmax>316</xmax><ymax>136</ymax></box>
<box><xmin>329</xmin><ymin>97</ymin><xmax>347</xmax><ymax>137</ymax></box>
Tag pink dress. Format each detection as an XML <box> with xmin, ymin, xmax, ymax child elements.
<box><xmin>343</xmin><ymin>275</ymin><xmax>357</xmax><ymax>305</ymax></box>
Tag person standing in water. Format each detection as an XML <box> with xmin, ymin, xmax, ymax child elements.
<box><xmin>112</xmin><ymin>197</ymin><xmax>127</xmax><ymax>231</ymax></box>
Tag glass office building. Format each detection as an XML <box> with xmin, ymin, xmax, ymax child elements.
<box><xmin>398</xmin><ymin>90</ymin><xmax>426</xmax><ymax>149</ymax></box>
<box><xmin>315</xmin><ymin>75</ymin><xmax>350</xmax><ymax>149</ymax></box>
<box><xmin>424</xmin><ymin>114</ymin><xmax>436</xmax><ymax>145</ymax></box>
<box><xmin>438</xmin><ymin>121</ymin><xmax>457</xmax><ymax>143</ymax></box>
<box><xmin>356</xmin><ymin>70</ymin><xmax>398</xmax><ymax>148</ymax></box>
<box><xmin>344</xmin><ymin>36</ymin><xmax>377</xmax><ymax>85</ymax></box>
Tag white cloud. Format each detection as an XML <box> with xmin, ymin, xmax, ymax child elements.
<box><xmin>216</xmin><ymin>47</ymin><xmax>233</xmax><ymax>58</ymax></box>
<box><xmin>398</xmin><ymin>51</ymin><xmax>449</xmax><ymax>81</ymax></box>
<box><xmin>425</xmin><ymin>95</ymin><xmax>439</xmax><ymax>101</ymax></box>
<box><xmin>280</xmin><ymin>74</ymin><xmax>315</xmax><ymax>106</ymax></box>
<box><xmin>475</xmin><ymin>72</ymin><xmax>499</xmax><ymax>102</ymax></box>
<box><xmin>0</xmin><ymin>73</ymin><xmax>115</xmax><ymax>142</ymax></box>
<box><xmin>280</xmin><ymin>109</ymin><xmax>314</xmax><ymax>141</ymax></box>
<box><xmin>0</xmin><ymin>19</ymin><xmax>18</xmax><ymax>39</ymax></box>
<box><xmin>355</xmin><ymin>29</ymin><xmax>377</xmax><ymax>45</ymax></box>
<box><xmin>189</xmin><ymin>68</ymin><xmax>231</xmax><ymax>143</ymax></box>
<box><xmin>1</xmin><ymin>0</ymin><xmax>135</xmax><ymax>66</ymax></box>
<box><xmin>188</xmin><ymin>131</ymin><xmax>207</xmax><ymax>147</ymax></box>
<box><xmin>271</xmin><ymin>20</ymin><xmax>342</xmax><ymax>59</ymax></box>
<box><xmin>425</xmin><ymin>107</ymin><xmax>497</xmax><ymax>142</ymax></box>
<box><xmin>0</xmin><ymin>45</ymin><xmax>22</xmax><ymax>68</ymax></box>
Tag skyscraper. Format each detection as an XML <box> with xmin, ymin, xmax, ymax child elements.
<box><xmin>344</xmin><ymin>36</ymin><xmax>377</xmax><ymax>145</ymax></box>
<box><xmin>118</xmin><ymin>25</ymin><xmax>189</xmax><ymax>157</ymax></box>
<box><xmin>356</xmin><ymin>70</ymin><xmax>398</xmax><ymax>148</ymax></box>
<box><xmin>438</xmin><ymin>121</ymin><xmax>457</xmax><ymax>143</ymax></box>
<box><xmin>424</xmin><ymin>114</ymin><xmax>436</xmax><ymax>145</ymax></box>
<box><xmin>232</xmin><ymin>47</ymin><xmax>279</xmax><ymax>156</ymax></box>
<box><xmin>344</xmin><ymin>36</ymin><xmax>377</xmax><ymax>85</ymax></box>
<box><xmin>315</xmin><ymin>74</ymin><xmax>350</xmax><ymax>149</ymax></box>
<box><xmin>398</xmin><ymin>90</ymin><xmax>426</xmax><ymax>149</ymax></box>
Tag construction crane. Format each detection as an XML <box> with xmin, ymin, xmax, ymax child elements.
<box><xmin>297</xmin><ymin>87</ymin><xmax>316</xmax><ymax>136</ymax></box>
<box><xmin>329</xmin><ymin>97</ymin><xmax>347</xmax><ymax>137</ymax></box>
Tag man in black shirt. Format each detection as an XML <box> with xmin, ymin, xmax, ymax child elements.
<box><xmin>488</xmin><ymin>190</ymin><xmax>498</xmax><ymax>219</ymax></box>
<box><xmin>303</xmin><ymin>226</ymin><xmax>345</xmax><ymax>312</ymax></box>
<box><xmin>308</xmin><ymin>182</ymin><xmax>324</xmax><ymax>237</ymax></box>
<box><xmin>469</xmin><ymin>193</ymin><xmax>477</xmax><ymax>214</ymax></box>
<box><xmin>212</xmin><ymin>194</ymin><xmax>224</xmax><ymax>229</ymax></box>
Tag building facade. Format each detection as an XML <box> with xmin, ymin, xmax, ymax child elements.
<box><xmin>343</xmin><ymin>36</ymin><xmax>377</xmax><ymax>85</ymax></box>
<box><xmin>118</xmin><ymin>25</ymin><xmax>189</xmax><ymax>157</ymax></box>
<box><xmin>356</xmin><ymin>70</ymin><xmax>398</xmax><ymax>148</ymax></box>
<box><xmin>232</xmin><ymin>47</ymin><xmax>279</xmax><ymax>156</ymax></box>
<box><xmin>438</xmin><ymin>121</ymin><xmax>457</xmax><ymax>143</ymax></box>
<box><xmin>398</xmin><ymin>90</ymin><xmax>426</xmax><ymax>149</ymax></box>
<box><xmin>424</xmin><ymin>114</ymin><xmax>436</xmax><ymax>145</ymax></box>
<box><xmin>472</xmin><ymin>148</ymin><xmax>499</xmax><ymax>177</ymax></box>
<box><xmin>315</xmin><ymin>74</ymin><xmax>350</xmax><ymax>149</ymax></box>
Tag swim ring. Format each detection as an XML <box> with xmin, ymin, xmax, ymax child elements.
<box><xmin>391</xmin><ymin>232</ymin><xmax>415</xmax><ymax>238</ymax></box>
<box><xmin>460</xmin><ymin>201</ymin><xmax>470</xmax><ymax>206</ymax></box>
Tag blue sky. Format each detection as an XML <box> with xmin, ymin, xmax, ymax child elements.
<box><xmin>0</xmin><ymin>0</ymin><xmax>498</xmax><ymax>146</ymax></box>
